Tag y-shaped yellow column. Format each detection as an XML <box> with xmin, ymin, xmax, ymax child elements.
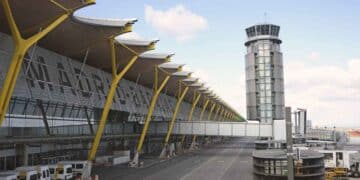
<box><xmin>180</xmin><ymin>91</ymin><xmax>201</xmax><ymax>146</ymax></box>
<box><xmin>189</xmin><ymin>97</ymin><xmax>210</xmax><ymax>149</ymax></box>
<box><xmin>0</xmin><ymin>0</ymin><xmax>94</xmax><ymax>126</ymax></box>
<box><xmin>159</xmin><ymin>81</ymin><xmax>189</xmax><ymax>158</ymax></box>
<box><xmin>130</xmin><ymin>67</ymin><xmax>171</xmax><ymax>167</ymax></box>
<box><xmin>88</xmin><ymin>39</ymin><xmax>138</xmax><ymax>161</ymax></box>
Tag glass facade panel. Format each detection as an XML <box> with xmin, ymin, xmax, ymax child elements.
<box><xmin>254</xmin><ymin>41</ymin><xmax>276</xmax><ymax>121</ymax></box>
<box><xmin>258</xmin><ymin>64</ymin><xmax>264</xmax><ymax>70</ymax></box>
<box><xmin>265</xmin><ymin>71</ymin><xmax>271</xmax><ymax>76</ymax></box>
<box><xmin>258</xmin><ymin>51</ymin><xmax>264</xmax><ymax>56</ymax></box>
<box><xmin>265</xmin><ymin>57</ymin><xmax>271</xmax><ymax>63</ymax></box>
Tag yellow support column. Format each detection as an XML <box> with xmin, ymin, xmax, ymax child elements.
<box><xmin>224</xmin><ymin>111</ymin><xmax>229</xmax><ymax>121</ymax></box>
<box><xmin>213</xmin><ymin>105</ymin><xmax>221</xmax><ymax>121</ymax></box>
<box><xmin>0</xmin><ymin>0</ymin><xmax>94</xmax><ymax>126</ymax></box>
<box><xmin>88</xmin><ymin>39</ymin><xmax>138</xmax><ymax>161</ymax></box>
<box><xmin>180</xmin><ymin>91</ymin><xmax>201</xmax><ymax>146</ymax></box>
<box><xmin>190</xmin><ymin>97</ymin><xmax>210</xmax><ymax>149</ymax></box>
<box><xmin>207</xmin><ymin>102</ymin><xmax>216</xmax><ymax>121</ymax></box>
<box><xmin>223</xmin><ymin>111</ymin><xmax>227</xmax><ymax>121</ymax></box>
<box><xmin>219</xmin><ymin>108</ymin><xmax>225</xmax><ymax>121</ymax></box>
<box><xmin>130</xmin><ymin>67</ymin><xmax>171</xmax><ymax>167</ymax></box>
<box><xmin>160</xmin><ymin>81</ymin><xmax>189</xmax><ymax>158</ymax></box>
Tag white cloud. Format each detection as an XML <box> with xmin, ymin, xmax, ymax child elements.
<box><xmin>309</xmin><ymin>51</ymin><xmax>320</xmax><ymax>60</ymax></box>
<box><xmin>144</xmin><ymin>4</ymin><xmax>208</xmax><ymax>42</ymax></box>
<box><xmin>285</xmin><ymin>58</ymin><xmax>360</xmax><ymax>128</ymax></box>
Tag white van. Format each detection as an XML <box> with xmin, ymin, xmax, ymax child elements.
<box><xmin>16</xmin><ymin>166</ymin><xmax>51</xmax><ymax>180</ymax></box>
<box><xmin>58</xmin><ymin>161</ymin><xmax>88</xmax><ymax>177</ymax></box>
<box><xmin>48</xmin><ymin>165</ymin><xmax>57</xmax><ymax>179</ymax></box>
<box><xmin>0</xmin><ymin>171</ymin><xmax>18</xmax><ymax>180</ymax></box>
<box><xmin>16</xmin><ymin>170</ymin><xmax>38</xmax><ymax>180</ymax></box>
<box><xmin>48</xmin><ymin>164</ymin><xmax>73</xmax><ymax>180</ymax></box>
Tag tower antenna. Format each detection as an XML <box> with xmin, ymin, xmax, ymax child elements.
<box><xmin>264</xmin><ymin>12</ymin><xmax>267</xmax><ymax>23</ymax></box>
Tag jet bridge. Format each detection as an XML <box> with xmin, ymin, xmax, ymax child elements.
<box><xmin>149</xmin><ymin>120</ymin><xmax>286</xmax><ymax>139</ymax></box>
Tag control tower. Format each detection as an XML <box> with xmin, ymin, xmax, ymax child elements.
<box><xmin>244</xmin><ymin>24</ymin><xmax>285</xmax><ymax>123</ymax></box>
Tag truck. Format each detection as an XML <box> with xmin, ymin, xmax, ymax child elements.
<box><xmin>317</xmin><ymin>150</ymin><xmax>360</xmax><ymax>177</ymax></box>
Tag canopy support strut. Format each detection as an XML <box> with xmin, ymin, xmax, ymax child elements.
<box><xmin>159</xmin><ymin>81</ymin><xmax>189</xmax><ymax>159</ymax></box>
<box><xmin>130</xmin><ymin>67</ymin><xmax>171</xmax><ymax>167</ymax></box>
<box><xmin>88</xmin><ymin>39</ymin><xmax>138</xmax><ymax>161</ymax></box>
<box><xmin>0</xmin><ymin>0</ymin><xmax>85</xmax><ymax>127</ymax></box>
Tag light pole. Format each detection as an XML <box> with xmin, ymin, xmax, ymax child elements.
<box><xmin>285</xmin><ymin>107</ymin><xmax>294</xmax><ymax>180</ymax></box>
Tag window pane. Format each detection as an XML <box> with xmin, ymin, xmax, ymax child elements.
<box><xmin>257</xmin><ymin>70</ymin><xmax>265</xmax><ymax>77</ymax></box>
<box><xmin>261</xmin><ymin>111</ymin><xmax>265</xmax><ymax>117</ymax></box>
<box><xmin>260</xmin><ymin>98</ymin><xmax>265</xmax><ymax>103</ymax></box>
<box><xmin>264</xmin><ymin>43</ymin><xmax>270</xmax><ymax>50</ymax></box>
<box><xmin>259</xmin><ymin>84</ymin><xmax>265</xmax><ymax>90</ymax></box>
<box><xmin>265</xmin><ymin>57</ymin><xmax>271</xmax><ymax>63</ymax></box>
<box><xmin>260</xmin><ymin>91</ymin><xmax>266</xmax><ymax>96</ymax></box>
<box><xmin>265</xmin><ymin>64</ymin><xmax>272</xmax><ymax>69</ymax></box>
<box><xmin>258</xmin><ymin>50</ymin><xmax>264</xmax><ymax>56</ymax></box>
<box><xmin>265</xmin><ymin>84</ymin><xmax>271</xmax><ymax>90</ymax></box>
<box><xmin>266</xmin><ymin>90</ymin><xmax>272</xmax><ymax>95</ymax></box>
<box><xmin>266</xmin><ymin>111</ymin><xmax>272</xmax><ymax>117</ymax></box>
<box><xmin>265</xmin><ymin>70</ymin><xmax>271</xmax><ymax>76</ymax></box>
<box><xmin>258</xmin><ymin>64</ymin><xmax>264</xmax><ymax>70</ymax></box>
<box><xmin>266</xmin><ymin>97</ymin><xmax>271</xmax><ymax>103</ymax></box>
<box><xmin>258</xmin><ymin>44</ymin><xmax>264</xmax><ymax>50</ymax></box>
<box><xmin>257</xmin><ymin>57</ymin><xmax>265</xmax><ymax>63</ymax></box>
<box><xmin>265</xmin><ymin>77</ymin><xmax>271</xmax><ymax>83</ymax></box>
<box><xmin>266</xmin><ymin>104</ymin><xmax>272</xmax><ymax>110</ymax></box>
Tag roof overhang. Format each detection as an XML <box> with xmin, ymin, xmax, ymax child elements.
<box><xmin>124</xmin><ymin>53</ymin><xmax>175</xmax><ymax>88</ymax></box>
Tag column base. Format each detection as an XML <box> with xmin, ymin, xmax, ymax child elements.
<box><xmin>176</xmin><ymin>142</ymin><xmax>184</xmax><ymax>154</ymax></box>
<box><xmin>159</xmin><ymin>144</ymin><xmax>169</xmax><ymax>159</ymax></box>
<box><xmin>189</xmin><ymin>141</ymin><xmax>199</xmax><ymax>151</ymax></box>
<box><xmin>159</xmin><ymin>143</ymin><xmax>176</xmax><ymax>159</ymax></box>
<box><xmin>129</xmin><ymin>152</ymin><xmax>140</xmax><ymax>168</ymax></box>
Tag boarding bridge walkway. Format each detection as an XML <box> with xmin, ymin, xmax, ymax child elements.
<box><xmin>148</xmin><ymin>120</ymin><xmax>285</xmax><ymax>138</ymax></box>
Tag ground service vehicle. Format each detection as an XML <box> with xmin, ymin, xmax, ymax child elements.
<box><xmin>58</xmin><ymin>161</ymin><xmax>88</xmax><ymax>177</ymax></box>
<box><xmin>16</xmin><ymin>170</ymin><xmax>38</xmax><ymax>180</ymax></box>
<box><xmin>16</xmin><ymin>166</ymin><xmax>51</xmax><ymax>180</ymax></box>
<box><xmin>318</xmin><ymin>150</ymin><xmax>360</xmax><ymax>177</ymax></box>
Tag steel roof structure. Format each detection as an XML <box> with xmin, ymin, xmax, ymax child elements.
<box><xmin>0</xmin><ymin>0</ymin><xmax>243</xmax><ymax>165</ymax></box>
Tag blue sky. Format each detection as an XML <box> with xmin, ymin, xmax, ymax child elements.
<box><xmin>77</xmin><ymin>0</ymin><xmax>360</xmax><ymax>127</ymax></box>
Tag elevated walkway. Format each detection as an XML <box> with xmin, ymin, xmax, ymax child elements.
<box><xmin>149</xmin><ymin>121</ymin><xmax>275</xmax><ymax>138</ymax></box>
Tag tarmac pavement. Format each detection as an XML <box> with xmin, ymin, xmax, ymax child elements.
<box><xmin>93</xmin><ymin>137</ymin><xmax>256</xmax><ymax>180</ymax></box>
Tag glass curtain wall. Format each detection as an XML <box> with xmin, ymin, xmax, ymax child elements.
<box><xmin>255</xmin><ymin>40</ymin><xmax>273</xmax><ymax>123</ymax></box>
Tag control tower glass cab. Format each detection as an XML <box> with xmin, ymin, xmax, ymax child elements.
<box><xmin>244</xmin><ymin>24</ymin><xmax>285</xmax><ymax>123</ymax></box>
